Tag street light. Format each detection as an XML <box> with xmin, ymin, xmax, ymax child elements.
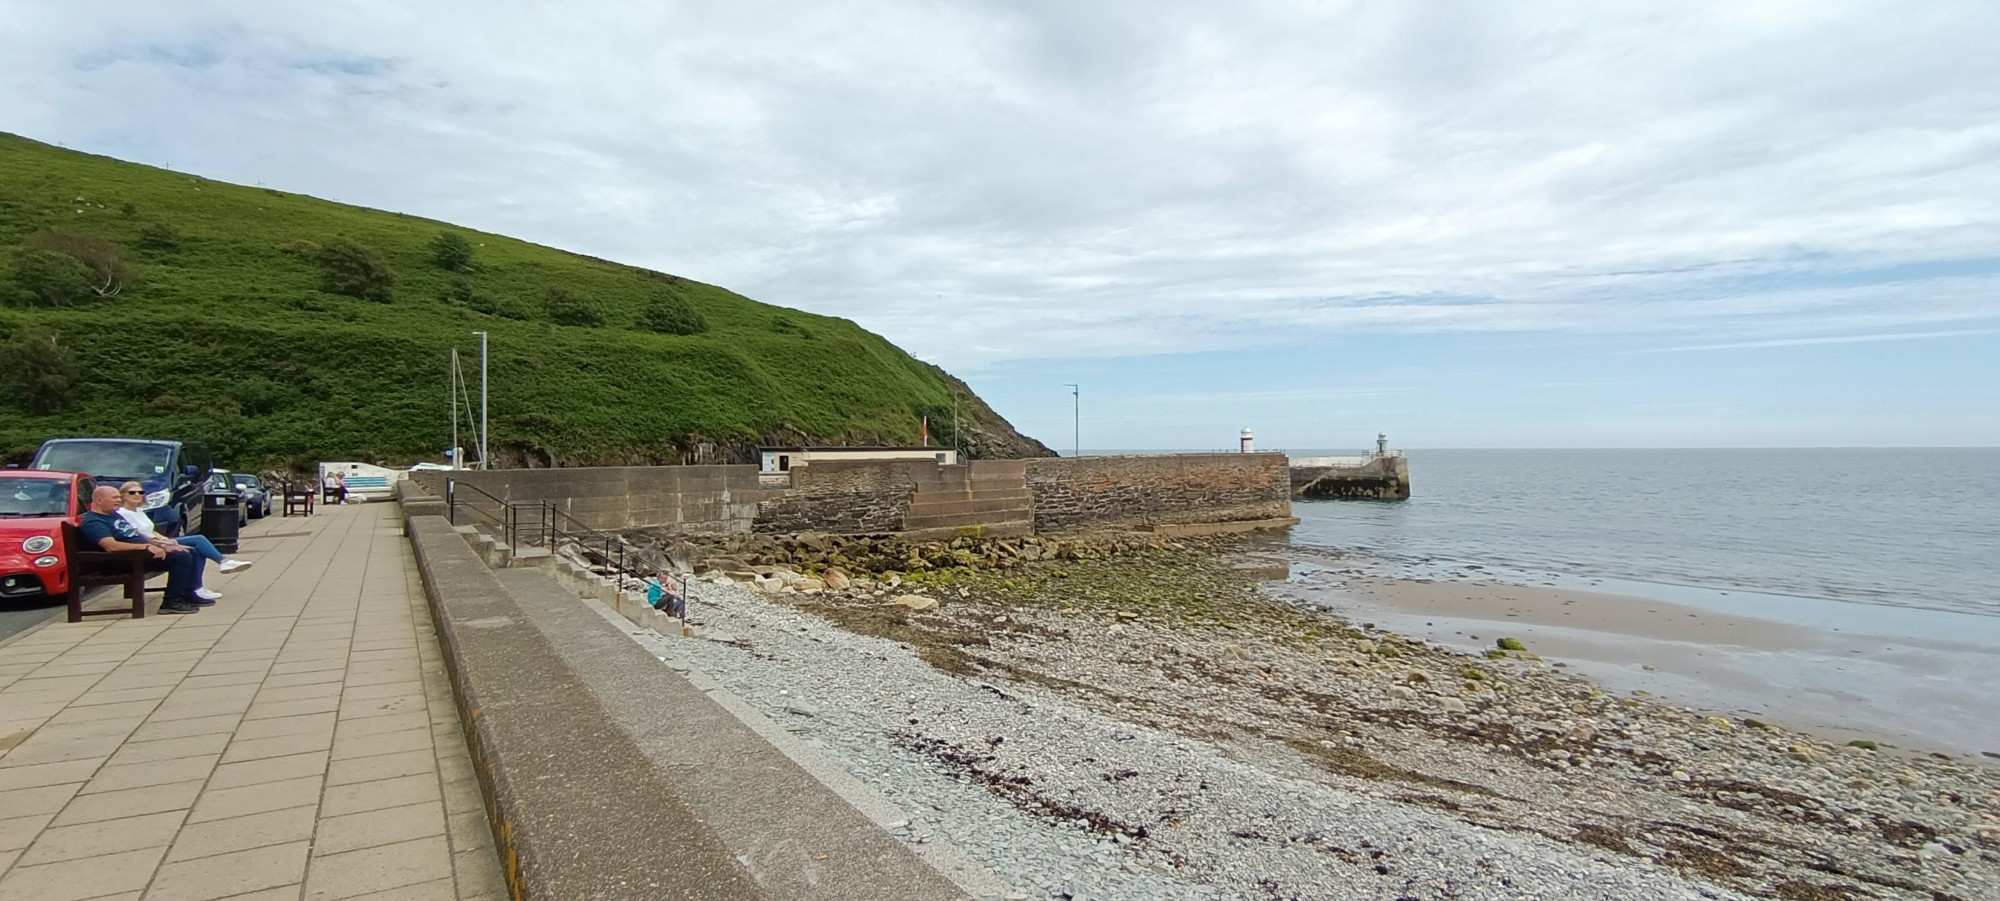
<box><xmin>1064</xmin><ymin>383</ymin><xmax>1079</xmax><ymax>458</ymax></box>
<box><xmin>472</xmin><ymin>331</ymin><xmax>488</xmax><ymax>470</ymax></box>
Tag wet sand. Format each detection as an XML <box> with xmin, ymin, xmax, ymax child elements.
<box><xmin>1273</xmin><ymin>571</ymin><xmax>2000</xmax><ymax>758</ymax></box>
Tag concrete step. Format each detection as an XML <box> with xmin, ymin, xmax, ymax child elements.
<box><xmin>904</xmin><ymin>507</ymin><xmax>1034</xmax><ymax>529</ymax></box>
<box><xmin>909</xmin><ymin>487</ymin><xmax>1032</xmax><ymax>503</ymax></box>
<box><xmin>895</xmin><ymin>519</ymin><xmax>1034</xmax><ymax>542</ymax></box>
<box><xmin>904</xmin><ymin>497</ymin><xmax>1035</xmax><ymax>518</ymax></box>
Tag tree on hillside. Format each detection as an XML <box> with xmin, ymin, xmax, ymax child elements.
<box><xmin>4</xmin><ymin>249</ymin><xmax>96</xmax><ymax>307</ymax></box>
<box><xmin>545</xmin><ymin>287</ymin><xmax>603</xmax><ymax>327</ymax></box>
<box><xmin>23</xmin><ymin>229</ymin><xmax>130</xmax><ymax>297</ymax></box>
<box><xmin>5</xmin><ymin>329</ymin><xmax>81</xmax><ymax>414</ymax></box>
<box><xmin>639</xmin><ymin>294</ymin><xmax>708</xmax><ymax>335</ymax></box>
<box><xmin>430</xmin><ymin>231</ymin><xmax>474</xmax><ymax>272</ymax></box>
<box><xmin>317</xmin><ymin>239</ymin><xmax>396</xmax><ymax>302</ymax></box>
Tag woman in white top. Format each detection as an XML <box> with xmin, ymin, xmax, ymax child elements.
<box><xmin>117</xmin><ymin>480</ymin><xmax>252</xmax><ymax>601</ymax></box>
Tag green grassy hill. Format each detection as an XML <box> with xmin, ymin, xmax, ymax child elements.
<box><xmin>0</xmin><ymin>133</ymin><xmax>1052</xmax><ymax>470</ymax></box>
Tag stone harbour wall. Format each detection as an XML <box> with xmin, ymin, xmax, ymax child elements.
<box><xmin>408</xmin><ymin>454</ymin><xmax>1291</xmax><ymax>538</ymax></box>
<box><xmin>1023</xmin><ymin>454</ymin><xmax>1292</xmax><ymax>533</ymax></box>
<box><xmin>751</xmin><ymin>460</ymin><xmax>917</xmax><ymax>534</ymax></box>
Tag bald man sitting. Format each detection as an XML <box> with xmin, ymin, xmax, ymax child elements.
<box><xmin>78</xmin><ymin>485</ymin><xmax>204</xmax><ymax>615</ymax></box>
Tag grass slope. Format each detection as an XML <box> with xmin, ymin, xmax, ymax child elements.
<box><xmin>0</xmin><ymin>133</ymin><xmax>1050</xmax><ymax>469</ymax></box>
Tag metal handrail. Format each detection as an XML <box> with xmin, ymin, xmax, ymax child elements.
<box><xmin>444</xmin><ymin>478</ymin><xmax>529</xmax><ymax>548</ymax></box>
<box><xmin>536</xmin><ymin>502</ymin><xmax>691</xmax><ymax>631</ymax></box>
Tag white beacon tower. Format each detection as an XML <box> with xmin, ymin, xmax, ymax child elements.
<box><xmin>1240</xmin><ymin>427</ymin><xmax>1255</xmax><ymax>453</ymax></box>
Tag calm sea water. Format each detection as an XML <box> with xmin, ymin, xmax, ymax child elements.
<box><xmin>1283</xmin><ymin>448</ymin><xmax>2000</xmax><ymax>620</ymax></box>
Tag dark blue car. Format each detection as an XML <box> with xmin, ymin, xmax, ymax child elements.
<box><xmin>30</xmin><ymin>438</ymin><xmax>212</xmax><ymax>537</ymax></box>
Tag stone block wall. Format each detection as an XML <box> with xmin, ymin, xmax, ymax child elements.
<box><xmin>1024</xmin><ymin>454</ymin><xmax>1292</xmax><ymax>533</ymax></box>
<box><xmin>407</xmin><ymin>465</ymin><xmax>764</xmax><ymax>533</ymax></box>
<box><xmin>408</xmin><ymin>454</ymin><xmax>1291</xmax><ymax>538</ymax></box>
<box><xmin>751</xmin><ymin>460</ymin><xmax>916</xmax><ymax>534</ymax></box>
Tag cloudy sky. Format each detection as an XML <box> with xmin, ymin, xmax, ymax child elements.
<box><xmin>5</xmin><ymin>1</ymin><xmax>1997</xmax><ymax>448</ymax></box>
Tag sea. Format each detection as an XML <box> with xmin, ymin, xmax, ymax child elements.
<box><xmin>1282</xmin><ymin>447</ymin><xmax>1999</xmax><ymax>624</ymax></box>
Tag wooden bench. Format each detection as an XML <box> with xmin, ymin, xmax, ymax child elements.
<box><xmin>282</xmin><ymin>481</ymin><xmax>315</xmax><ymax>516</ymax></box>
<box><xmin>60</xmin><ymin>521</ymin><xmax>157</xmax><ymax>623</ymax></box>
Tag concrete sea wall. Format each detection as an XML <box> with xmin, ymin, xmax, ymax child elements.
<box><xmin>409</xmin><ymin>465</ymin><xmax>764</xmax><ymax>533</ymax></box>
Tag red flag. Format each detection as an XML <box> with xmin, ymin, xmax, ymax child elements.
<box><xmin>922</xmin><ymin>415</ymin><xmax>930</xmax><ymax>447</ymax></box>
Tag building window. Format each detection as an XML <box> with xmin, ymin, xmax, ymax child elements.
<box><xmin>778</xmin><ymin>455</ymin><xmax>791</xmax><ymax>472</ymax></box>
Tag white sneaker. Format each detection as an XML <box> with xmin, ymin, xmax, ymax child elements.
<box><xmin>195</xmin><ymin>587</ymin><xmax>223</xmax><ymax>601</ymax></box>
<box><xmin>218</xmin><ymin>559</ymin><xmax>253</xmax><ymax>574</ymax></box>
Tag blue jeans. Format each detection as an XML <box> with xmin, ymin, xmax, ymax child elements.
<box><xmin>166</xmin><ymin>535</ymin><xmax>222</xmax><ymax>591</ymax></box>
<box><xmin>146</xmin><ymin>548</ymin><xmax>203</xmax><ymax>604</ymax></box>
<box><xmin>173</xmin><ymin>534</ymin><xmax>225</xmax><ymax>564</ymax></box>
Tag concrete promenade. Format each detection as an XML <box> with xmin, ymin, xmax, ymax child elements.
<box><xmin>0</xmin><ymin>503</ymin><xmax>505</xmax><ymax>900</ymax></box>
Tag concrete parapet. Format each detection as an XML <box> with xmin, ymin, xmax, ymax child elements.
<box><xmin>406</xmin><ymin>514</ymin><xmax>970</xmax><ymax>900</ymax></box>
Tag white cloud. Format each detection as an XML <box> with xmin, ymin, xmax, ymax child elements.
<box><xmin>4</xmin><ymin>0</ymin><xmax>1999</xmax><ymax>371</ymax></box>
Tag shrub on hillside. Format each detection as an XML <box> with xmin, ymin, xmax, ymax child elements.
<box><xmin>545</xmin><ymin>287</ymin><xmax>603</xmax><ymax>327</ymax></box>
<box><xmin>770</xmin><ymin>314</ymin><xmax>812</xmax><ymax>339</ymax></box>
<box><xmin>23</xmin><ymin>228</ymin><xmax>131</xmax><ymax>297</ymax></box>
<box><xmin>464</xmin><ymin>289</ymin><xmax>531</xmax><ymax>321</ymax></box>
<box><xmin>138</xmin><ymin>222</ymin><xmax>184</xmax><ymax>252</ymax></box>
<box><xmin>317</xmin><ymin>239</ymin><xmax>395</xmax><ymax>302</ymax></box>
<box><xmin>637</xmin><ymin>294</ymin><xmax>708</xmax><ymax>335</ymax></box>
<box><xmin>4</xmin><ymin>329</ymin><xmax>80</xmax><ymax>413</ymax></box>
<box><xmin>4</xmin><ymin>249</ymin><xmax>97</xmax><ymax>307</ymax></box>
<box><xmin>430</xmin><ymin>231</ymin><xmax>473</xmax><ymax>272</ymax></box>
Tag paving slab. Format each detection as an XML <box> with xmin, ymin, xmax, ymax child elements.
<box><xmin>0</xmin><ymin>504</ymin><xmax>504</xmax><ymax>899</ymax></box>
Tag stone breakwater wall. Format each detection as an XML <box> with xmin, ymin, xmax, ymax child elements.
<box><xmin>409</xmin><ymin>465</ymin><xmax>765</xmax><ymax>533</ymax></box>
<box><xmin>1024</xmin><ymin>453</ymin><xmax>1292</xmax><ymax>533</ymax></box>
<box><xmin>1291</xmin><ymin>454</ymin><xmax>1411</xmax><ymax>500</ymax></box>
<box><xmin>414</xmin><ymin>453</ymin><xmax>1290</xmax><ymax>537</ymax></box>
<box><xmin>751</xmin><ymin>459</ymin><xmax>1033</xmax><ymax>536</ymax></box>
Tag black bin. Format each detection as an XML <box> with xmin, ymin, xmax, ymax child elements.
<box><xmin>200</xmin><ymin>488</ymin><xmax>242</xmax><ymax>555</ymax></box>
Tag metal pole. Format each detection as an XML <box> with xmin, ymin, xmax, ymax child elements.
<box><xmin>1064</xmin><ymin>383</ymin><xmax>1079</xmax><ymax>457</ymax></box>
<box><xmin>473</xmin><ymin>331</ymin><xmax>489</xmax><ymax>470</ymax></box>
<box><xmin>449</xmin><ymin>348</ymin><xmax>459</xmax><ymax>470</ymax></box>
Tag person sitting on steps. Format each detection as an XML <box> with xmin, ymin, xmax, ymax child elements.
<box><xmin>78</xmin><ymin>485</ymin><xmax>204</xmax><ymax>614</ymax></box>
<box><xmin>117</xmin><ymin>480</ymin><xmax>252</xmax><ymax>602</ymax></box>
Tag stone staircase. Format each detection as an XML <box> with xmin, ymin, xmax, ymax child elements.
<box><xmin>900</xmin><ymin>461</ymin><xmax>1033</xmax><ymax>538</ymax></box>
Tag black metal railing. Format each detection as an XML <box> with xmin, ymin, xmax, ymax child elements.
<box><xmin>534</xmin><ymin>501</ymin><xmax>691</xmax><ymax>630</ymax></box>
<box><xmin>442</xmin><ymin>480</ymin><xmax>692</xmax><ymax>627</ymax></box>
<box><xmin>443</xmin><ymin>478</ymin><xmax>530</xmax><ymax>548</ymax></box>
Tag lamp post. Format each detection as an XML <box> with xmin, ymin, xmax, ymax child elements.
<box><xmin>472</xmin><ymin>331</ymin><xmax>489</xmax><ymax>470</ymax></box>
<box><xmin>1064</xmin><ymin>383</ymin><xmax>1079</xmax><ymax>458</ymax></box>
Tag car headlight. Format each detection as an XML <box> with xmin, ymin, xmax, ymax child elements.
<box><xmin>22</xmin><ymin>535</ymin><xmax>53</xmax><ymax>554</ymax></box>
<box><xmin>34</xmin><ymin>555</ymin><xmax>59</xmax><ymax>568</ymax></box>
<box><xmin>144</xmin><ymin>489</ymin><xmax>172</xmax><ymax>510</ymax></box>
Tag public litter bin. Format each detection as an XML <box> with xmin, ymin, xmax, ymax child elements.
<box><xmin>200</xmin><ymin>488</ymin><xmax>243</xmax><ymax>555</ymax></box>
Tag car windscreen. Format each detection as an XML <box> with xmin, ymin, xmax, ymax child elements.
<box><xmin>0</xmin><ymin>477</ymin><xmax>70</xmax><ymax>517</ymax></box>
<box><xmin>231</xmin><ymin>474</ymin><xmax>261</xmax><ymax>490</ymax></box>
<box><xmin>35</xmin><ymin>441</ymin><xmax>175</xmax><ymax>481</ymax></box>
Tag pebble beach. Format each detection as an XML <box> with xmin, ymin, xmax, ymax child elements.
<box><xmin>623</xmin><ymin>532</ymin><xmax>2000</xmax><ymax>900</ymax></box>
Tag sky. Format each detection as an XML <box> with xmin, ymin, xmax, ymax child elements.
<box><xmin>3</xmin><ymin>0</ymin><xmax>1997</xmax><ymax>449</ymax></box>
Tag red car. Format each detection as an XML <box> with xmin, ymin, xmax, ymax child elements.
<box><xmin>0</xmin><ymin>469</ymin><xmax>94</xmax><ymax>601</ymax></box>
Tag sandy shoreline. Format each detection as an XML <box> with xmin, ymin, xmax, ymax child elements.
<box><xmin>1270</xmin><ymin>560</ymin><xmax>2000</xmax><ymax>758</ymax></box>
